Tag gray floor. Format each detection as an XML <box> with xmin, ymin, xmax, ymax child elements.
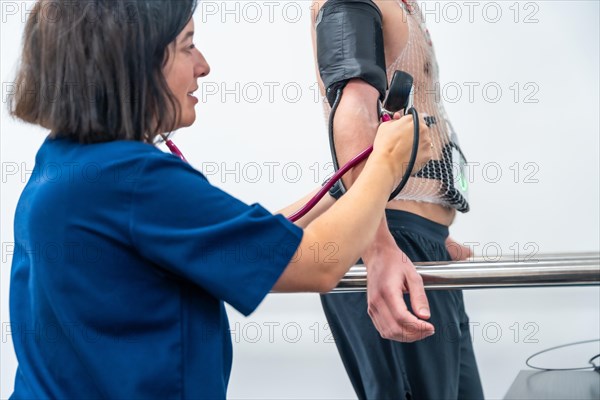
<box><xmin>227</xmin><ymin>287</ymin><xmax>600</xmax><ymax>399</ymax></box>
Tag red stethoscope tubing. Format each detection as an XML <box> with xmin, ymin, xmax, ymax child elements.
<box><xmin>164</xmin><ymin>115</ymin><xmax>391</xmax><ymax>222</ymax></box>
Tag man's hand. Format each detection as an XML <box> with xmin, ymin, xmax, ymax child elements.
<box><xmin>445</xmin><ymin>236</ymin><xmax>473</xmax><ymax>261</ymax></box>
<box><xmin>363</xmin><ymin>220</ymin><xmax>435</xmax><ymax>342</ymax></box>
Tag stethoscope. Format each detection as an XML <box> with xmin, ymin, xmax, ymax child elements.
<box><xmin>164</xmin><ymin>138</ymin><xmax>188</xmax><ymax>163</ymax></box>
<box><xmin>163</xmin><ymin>71</ymin><xmax>432</xmax><ymax>223</ymax></box>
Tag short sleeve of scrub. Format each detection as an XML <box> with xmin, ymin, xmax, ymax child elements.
<box><xmin>129</xmin><ymin>153</ymin><xmax>303</xmax><ymax>316</ymax></box>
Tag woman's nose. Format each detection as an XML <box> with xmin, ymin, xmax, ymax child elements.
<box><xmin>195</xmin><ymin>50</ymin><xmax>210</xmax><ymax>78</ymax></box>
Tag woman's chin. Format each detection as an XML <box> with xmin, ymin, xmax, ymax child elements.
<box><xmin>179</xmin><ymin>112</ymin><xmax>196</xmax><ymax>128</ymax></box>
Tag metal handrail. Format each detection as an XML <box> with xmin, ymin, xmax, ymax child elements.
<box><xmin>333</xmin><ymin>253</ymin><xmax>600</xmax><ymax>292</ymax></box>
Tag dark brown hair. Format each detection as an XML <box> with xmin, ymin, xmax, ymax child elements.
<box><xmin>9</xmin><ymin>0</ymin><xmax>198</xmax><ymax>143</ymax></box>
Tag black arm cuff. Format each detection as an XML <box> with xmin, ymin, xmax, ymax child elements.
<box><xmin>316</xmin><ymin>0</ymin><xmax>388</xmax><ymax>105</ymax></box>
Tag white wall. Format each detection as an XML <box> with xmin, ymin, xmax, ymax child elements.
<box><xmin>1</xmin><ymin>1</ymin><xmax>599</xmax><ymax>399</ymax></box>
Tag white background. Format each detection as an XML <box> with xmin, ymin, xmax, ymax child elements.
<box><xmin>1</xmin><ymin>1</ymin><xmax>599</xmax><ymax>399</ymax></box>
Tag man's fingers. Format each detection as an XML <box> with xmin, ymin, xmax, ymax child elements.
<box><xmin>367</xmin><ymin>295</ymin><xmax>396</xmax><ymax>339</ymax></box>
<box><xmin>407</xmin><ymin>272</ymin><xmax>431</xmax><ymax>320</ymax></box>
<box><xmin>371</xmin><ymin>290</ymin><xmax>435</xmax><ymax>342</ymax></box>
<box><xmin>385</xmin><ymin>295</ymin><xmax>434</xmax><ymax>341</ymax></box>
<box><xmin>388</xmin><ymin>308</ymin><xmax>435</xmax><ymax>342</ymax></box>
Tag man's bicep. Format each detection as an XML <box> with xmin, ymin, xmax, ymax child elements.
<box><xmin>309</xmin><ymin>0</ymin><xmax>384</xmax><ymax>185</ymax></box>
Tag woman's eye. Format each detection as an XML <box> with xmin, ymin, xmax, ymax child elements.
<box><xmin>188</xmin><ymin>43</ymin><xmax>195</xmax><ymax>50</ymax></box>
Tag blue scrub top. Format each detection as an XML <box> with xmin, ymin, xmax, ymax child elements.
<box><xmin>9</xmin><ymin>136</ymin><xmax>303</xmax><ymax>399</ymax></box>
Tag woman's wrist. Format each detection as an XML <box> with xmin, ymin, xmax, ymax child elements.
<box><xmin>363</xmin><ymin>153</ymin><xmax>397</xmax><ymax>197</ymax></box>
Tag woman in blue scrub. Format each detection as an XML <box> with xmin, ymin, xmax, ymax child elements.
<box><xmin>7</xmin><ymin>1</ymin><xmax>430</xmax><ymax>398</ymax></box>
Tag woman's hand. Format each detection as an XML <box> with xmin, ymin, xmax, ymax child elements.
<box><xmin>370</xmin><ymin>113</ymin><xmax>432</xmax><ymax>191</ymax></box>
<box><xmin>275</xmin><ymin>113</ymin><xmax>431</xmax><ymax>293</ymax></box>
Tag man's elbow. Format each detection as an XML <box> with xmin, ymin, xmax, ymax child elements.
<box><xmin>333</xmin><ymin>80</ymin><xmax>380</xmax><ymax>138</ymax></box>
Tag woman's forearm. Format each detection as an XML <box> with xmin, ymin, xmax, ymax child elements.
<box><xmin>273</xmin><ymin>156</ymin><xmax>396</xmax><ymax>292</ymax></box>
<box><xmin>273</xmin><ymin>112</ymin><xmax>428</xmax><ymax>292</ymax></box>
<box><xmin>276</xmin><ymin>187</ymin><xmax>336</xmax><ymax>228</ymax></box>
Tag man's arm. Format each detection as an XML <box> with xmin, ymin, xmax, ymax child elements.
<box><xmin>311</xmin><ymin>0</ymin><xmax>434</xmax><ymax>342</ymax></box>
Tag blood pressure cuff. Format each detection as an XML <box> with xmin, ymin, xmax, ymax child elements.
<box><xmin>315</xmin><ymin>0</ymin><xmax>387</xmax><ymax>105</ymax></box>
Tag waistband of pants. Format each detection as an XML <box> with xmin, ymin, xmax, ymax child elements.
<box><xmin>385</xmin><ymin>209</ymin><xmax>449</xmax><ymax>244</ymax></box>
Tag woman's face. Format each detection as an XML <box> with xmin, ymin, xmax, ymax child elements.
<box><xmin>163</xmin><ymin>19</ymin><xmax>210</xmax><ymax>129</ymax></box>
